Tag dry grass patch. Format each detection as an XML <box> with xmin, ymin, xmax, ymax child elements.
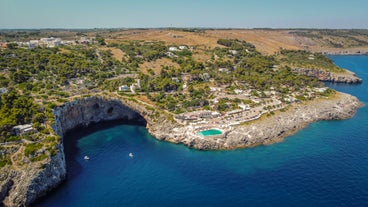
<box><xmin>59</xmin><ymin>48</ymin><xmax>71</xmax><ymax>54</ymax></box>
<box><xmin>206</xmin><ymin>30</ymin><xmax>302</xmax><ymax>54</ymax></box>
<box><xmin>110</xmin><ymin>30</ymin><xmax>220</xmax><ymax>48</ymax></box>
<box><xmin>139</xmin><ymin>58</ymin><xmax>180</xmax><ymax>75</ymax></box>
<box><xmin>99</xmin><ymin>47</ymin><xmax>127</xmax><ymax>62</ymax></box>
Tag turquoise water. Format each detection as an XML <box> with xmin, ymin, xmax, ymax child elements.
<box><xmin>34</xmin><ymin>56</ymin><xmax>368</xmax><ymax>207</ymax></box>
<box><xmin>198</xmin><ymin>129</ymin><xmax>222</xmax><ymax>136</ymax></box>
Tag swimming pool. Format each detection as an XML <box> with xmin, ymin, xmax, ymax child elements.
<box><xmin>197</xmin><ymin>129</ymin><xmax>223</xmax><ymax>136</ymax></box>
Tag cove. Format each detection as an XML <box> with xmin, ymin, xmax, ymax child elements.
<box><xmin>34</xmin><ymin>55</ymin><xmax>368</xmax><ymax>207</ymax></box>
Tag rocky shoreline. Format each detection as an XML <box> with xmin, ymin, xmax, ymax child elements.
<box><xmin>148</xmin><ymin>92</ymin><xmax>362</xmax><ymax>150</ymax></box>
<box><xmin>0</xmin><ymin>92</ymin><xmax>363</xmax><ymax>206</ymax></box>
<box><xmin>294</xmin><ymin>68</ymin><xmax>362</xmax><ymax>84</ymax></box>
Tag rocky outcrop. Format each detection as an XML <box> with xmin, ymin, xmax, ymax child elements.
<box><xmin>1</xmin><ymin>144</ymin><xmax>66</xmax><ymax>207</ymax></box>
<box><xmin>294</xmin><ymin>68</ymin><xmax>362</xmax><ymax>83</ymax></box>
<box><xmin>149</xmin><ymin>92</ymin><xmax>363</xmax><ymax>150</ymax></box>
<box><xmin>222</xmin><ymin>93</ymin><xmax>362</xmax><ymax>149</ymax></box>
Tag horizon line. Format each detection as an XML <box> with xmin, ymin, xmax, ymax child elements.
<box><xmin>0</xmin><ymin>27</ymin><xmax>367</xmax><ymax>31</ymax></box>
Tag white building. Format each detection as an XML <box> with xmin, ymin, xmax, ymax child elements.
<box><xmin>40</xmin><ymin>37</ymin><xmax>61</xmax><ymax>48</ymax></box>
<box><xmin>118</xmin><ymin>85</ymin><xmax>129</xmax><ymax>91</ymax></box>
<box><xmin>314</xmin><ymin>87</ymin><xmax>328</xmax><ymax>93</ymax></box>
<box><xmin>238</xmin><ymin>104</ymin><xmax>250</xmax><ymax>111</ymax></box>
<box><xmin>172</xmin><ymin>77</ymin><xmax>180</xmax><ymax>83</ymax></box>
<box><xmin>12</xmin><ymin>124</ymin><xmax>35</xmax><ymax>136</ymax></box>
<box><xmin>229</xmin><ymin>50</ymin><xmax>238</xmax><ymax>55</ymax></box>
<box><xmin>179</xmin><ymin>45</ymin><xmax>188</xmax><ymax>50</ymax></box>
<box><xmin>210</xmin><ymin>87</ymin><xmax>222</xmax><ymax>92</ymax></box>
<box><xmin>234</xmin><ymin>89</ymin><xmax>243</xmax><ymax>94</ymax></box>
<box><xmin>284</xmin><ymin>96</ymin><xmax>296</xmax><ymax>103</ymax></box>
<box><xmin>169</xmin><ymin>46</ymin><xmax>179</xmax><ymax>52</ymax></box>
<box><xmin>166</xmin><ymin>52</ymin><xmax>177</xmax><ymax>58</ymax></box>
<box><xmin>28</xmin><ymin>40</ymin><xmax>39</xmax><ymax>49</ymax></box>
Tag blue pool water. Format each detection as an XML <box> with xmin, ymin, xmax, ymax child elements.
<box><xmin>34</xmin><ymin>56</ymin><xmax>368</xmax><ymax>207</ymax></box>
<box><xmin>198</xmin><ymin>129</ymin><xmax>222</xmax><ymax>136</ymax></box>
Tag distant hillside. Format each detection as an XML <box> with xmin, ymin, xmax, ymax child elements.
<box><xmin>2</xmin><ymin>29</ymin><xmax>368</xmax><ymax>54</ymax></box>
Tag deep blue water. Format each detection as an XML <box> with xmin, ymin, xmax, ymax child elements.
<box><xmin>34</xmin><ymin>56</ymin><xmax>368</xmax><ymax>207</ymax></box>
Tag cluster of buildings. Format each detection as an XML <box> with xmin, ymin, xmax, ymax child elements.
<box><xmin>176</xmin><ymin>110</ymin><xmax>221</xmax><ymax>121</ymax></box>
<box><xmin>175</xmin><ymin>83</ymin><xmax>329</xmax><ymax>131</ymax></box>
<box><xmin>1</xmin><ymin>36</ymin><xmax>95</xmax><ymax>49</ymax></box>
<box><xmin>118</xmin><ymin>79</ymin><xmax>141</xmax><ymax>93</ymax></box>
<box><xmin>166</xmin><ymin>45</ymin><xmax>191</xmax><ymax>58</ymax></box>
<box><xmin>5</xmin><ymin>37</ymin><xmax>67</xmax><ymax>49</ymax></box>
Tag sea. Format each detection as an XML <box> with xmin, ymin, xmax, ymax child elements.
<box><xmin>34</xmin><ymin>56</ymin><xmax>368</xmax><ymax>207</ymax></box>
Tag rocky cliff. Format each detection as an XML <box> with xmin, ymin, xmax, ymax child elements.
<box><xmin>52</xmin><ymin>96</ymin><xmax>146</xmax><ymax>136</ymax></box>
<box><xmin>294</xmin><ymin>68</ymin><xmax>362</xmax><ymax>83</ymax></box>
<box><xmin>1</xmin><ymin>143</ymin><xmax>66</xmax><ymax>207</ymax></box>
<box><xmin>0</xmin><ymin>96</ymin><xmax>147</xmax><ymax>207</ymax></box>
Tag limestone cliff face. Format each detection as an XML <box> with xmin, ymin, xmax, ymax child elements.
<box><xmin>1</xmin><ymin>144</ymin><xmax>66</xmax><ymax>207</ymax></box>
<box><xmin>53</xmin><ymin>96</ymin><xmax>145</xmax><ymax>136</ymax></box>
<box><xmin>294</xmin><ymin>68</ymin><xmax>362</xmax><ymax>83</ymax></box>
<box><xmin>1</xmin><ymin>96</ymin><xmax>146</xmax><ymax>207</ymax></box>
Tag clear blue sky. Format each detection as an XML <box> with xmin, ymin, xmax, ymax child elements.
<box><xmin>1</xmin><ymin>0</ymin><xmax>368</xmax><ymax>29</ymax></box>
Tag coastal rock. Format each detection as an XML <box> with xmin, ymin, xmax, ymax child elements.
<box><xmin>294</xmin><ymin>68</ymin><xmax>363</xmax><ymax>83</ymax></box>
<box><xmin>190</xmin><ymin>92</ymin><xmax>362</xmax><ymax>149</ymax></box>
<box><xmin>2</xmin><ymin>144</ymin><xmax>66</xmax><ymax>207</ymax></box>
<box><xmin>146</xmin><ymin>92</ymin><xmax>362</xmax><ymax>150</ymax></box>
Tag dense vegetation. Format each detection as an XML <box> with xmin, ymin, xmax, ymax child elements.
<box><xmin>0</xmin><ymin>32</ymin><xmax>345</xmax><ymax>167</ymax></box>
<box><xmin>104</xmin><ymin>39</ymin><xmax>324</xmax><ymax>113</ymax></box>
<box><xmin>277</xmin><ymin>49</ymin><xmax>344</xmax><ymax>72</ymax></box>
<box><xmin>0</xmin><ymin>90</ymin><xmax>39</xmax><ymax>142</ymax></box>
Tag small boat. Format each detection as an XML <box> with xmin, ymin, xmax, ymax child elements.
<box><xmin>84</xmin><ymin>156</ymin><xmax>90</xmax><ymax>160</ymax></box>
<box><xmin>129</xmin><ymin>153</ymin><xmax>134</xmax><ymax>158</ymax></box>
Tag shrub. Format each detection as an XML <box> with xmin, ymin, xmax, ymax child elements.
<box><xmin>24</xmin><ymin>143</ymin><xmax>43</xmax><ymax>157</ymax></box>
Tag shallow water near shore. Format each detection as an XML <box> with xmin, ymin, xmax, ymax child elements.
<box><xmin>34</xmin><ymin>56</ymin><xmax>368</xmax><ymax>207</ymax></box>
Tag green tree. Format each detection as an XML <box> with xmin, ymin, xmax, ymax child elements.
<box><xmin>11</xmin><ymin>70</ymin><xmax>31</xmax><ymax>83</ymax></box>
<box><xmin>96</xmin><ymin>35</ymin><xmax>106</xmax><ymax>46</ymax></box>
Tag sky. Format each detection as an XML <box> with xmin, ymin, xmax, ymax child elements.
<box><xmin>1</xmin><ymin>0</ymin><xmax>368</xmax><ymax>29</ymax></box>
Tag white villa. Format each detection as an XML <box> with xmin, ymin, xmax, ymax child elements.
<box><xmin>118</xmin><ymin>85</ymin><xmax>129</xmax><ymax>91</ymax></box>
<box><xmin>169</xmin><ymin>46</ymin><xmax>179</xmax><ymax>52</ymax></box>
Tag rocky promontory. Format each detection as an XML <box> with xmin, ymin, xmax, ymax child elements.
<box><xmin>0</xmin><ymin>143</ymin><xmax>66</xmax><ymax>207</ymax></box>
<box><xmin>294</xmin><ymin>68</ymin><xmax>363</xmax><ymax>84</ymax></box>
<box><xmin>0</xmin><ymin>92</ymin><xmax>363</xmax><ymax>206</ymax></box>
<box><xmin>149</xmin><ymin>92</ymin><xmax>362</xmax><ymax>150</ymax></box>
